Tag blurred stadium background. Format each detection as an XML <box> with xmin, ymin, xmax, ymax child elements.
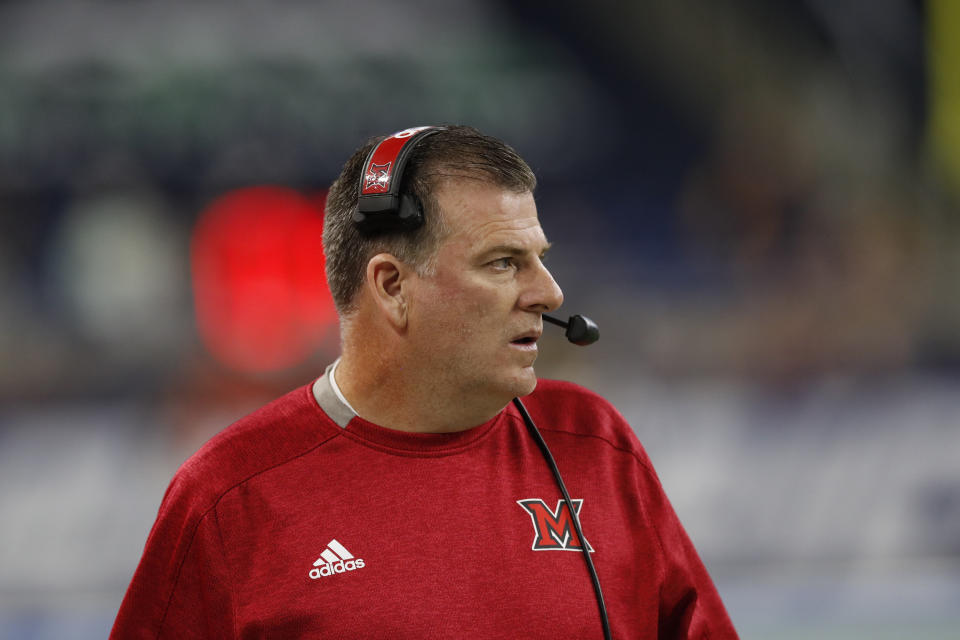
<box><xmin>1</xmin><ymin>1</ymin><xmax>959</xmax><ymax>638</ymax></box>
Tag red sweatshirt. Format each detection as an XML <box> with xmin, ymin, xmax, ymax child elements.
<box><xmin>112</xmin><ymin>378</ymin><xmax>737</xmax><ymax>639</ymax></box>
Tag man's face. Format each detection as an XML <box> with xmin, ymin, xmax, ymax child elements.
<box><xmin>405</xmin><ymin>178</ymin><xmax>564</xmax><ymax>407</ymax></box>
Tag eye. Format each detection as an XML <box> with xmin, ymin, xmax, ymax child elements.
<box><xmin>489</xmin><ymin>257</ymin><xmax>518</xmax><ymax>271</ymax></box>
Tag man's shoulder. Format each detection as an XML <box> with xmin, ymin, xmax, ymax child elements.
<box><xmin>527</xmin><ymin>378</ymin><xmax>620</xmax><ymax>417</ymax></box>
<box><xmin>165</xmin><ymin>384</ymin><xmax>342</xmax><ymax>516</ymax></box>
<box><xmin>525</xmin><ymin>379</ymin><xmax>658</xmax><ymax>473</ymax></box>
<box><xmin>529</xmin><ymin>377</ymin><xmax>609</xmax><ymax>402</ymax></box>
<box><xmin>525</xmin><ymin>378</ymin><xmax>635</xmax><ymax>447</ymax></box>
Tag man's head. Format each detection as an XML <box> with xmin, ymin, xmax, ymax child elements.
<box><xmin>324</xmin><ymin>126</ymin><xmax>563</xmax><ymax>418</ymax></box>
<box><xmin>323</xmin><ymin>126</ymin><xmax>537</xmax><ymax>316</ymax></box>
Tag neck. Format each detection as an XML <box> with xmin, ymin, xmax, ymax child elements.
<box><xmin>336</xmin><ymin>320</ymin><xmax>506</xmax><ymax>433</ymax></box>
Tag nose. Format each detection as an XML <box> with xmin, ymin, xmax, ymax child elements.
<box><xmin>520</xmin><ymin>259</ymin><xmax>564</xmax><ymax>313</ymax></box>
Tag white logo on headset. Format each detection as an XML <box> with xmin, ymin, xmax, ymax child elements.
<box><xmin>392</xmin><ymin>126</ymin><xmax>433</xmax><ymax>139</ymax></box>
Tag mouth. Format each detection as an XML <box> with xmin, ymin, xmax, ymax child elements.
<box><xmin>510</xmin><ymin>330</ymin><xmax>542</xmax><ymax>348</ymax></box>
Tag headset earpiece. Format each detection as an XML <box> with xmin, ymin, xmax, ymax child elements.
<box><xmin>354</xmin><ymin>126</ymin><xmax>446</xmax><ymax>235</ymax></box>
<box><xmin>353</xmin><ymin>192</ymin><xmax>426</xmax><ymax>234</ymax></box>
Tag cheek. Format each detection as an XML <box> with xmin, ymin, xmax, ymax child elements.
<box><xmin>435</xmin><ymin>294</ymin><xmax>490</xmax><ymax>338</ymax></box>
<box><xmin>423</xmin><ymin>276</ymin><xmax>501</xmax><ymax>326</ymax></box>
<box><xmin>413</xmin><ymin>283</ymin><xmax>474</xmax><ymax>339</ymax></box>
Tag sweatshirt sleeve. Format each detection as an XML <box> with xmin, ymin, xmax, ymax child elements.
<box><xmin>110</xmin><ymin>472</ymin><xmax>235</xmax><ymax>639</ymax></box>
<box><xmin>632</xmin><ymin>447</ymin><xmax>738</xmax><ymax>639</ymax></box>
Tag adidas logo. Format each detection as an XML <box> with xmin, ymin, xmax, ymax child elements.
<box><xmin>309</xmin><ymin>539</ymin><xmax>365</xmax><ymax>579</ymax></box>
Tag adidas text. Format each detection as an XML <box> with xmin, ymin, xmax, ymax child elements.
<box><xmin>309</xmin><ymin>539</ymin><xmax>365</xmax><ymax>579</ymax></box>
<box><xmin>309</xmin><ymin>558</ymin><xmax>365</xmax><ymax>579</ymax></box>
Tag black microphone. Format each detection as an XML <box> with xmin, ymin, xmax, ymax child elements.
<box><xmin>543</xmin><ymin>314</ymin><xmax>600</xmax><ymax>346</ymax></box>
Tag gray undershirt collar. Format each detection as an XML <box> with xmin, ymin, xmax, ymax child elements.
<box><xmin>312</xmin><ymin>358</ymin><xmax>357</xmax><ymax>428</ymax></box>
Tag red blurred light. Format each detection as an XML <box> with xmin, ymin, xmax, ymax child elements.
<box><xmin>191</xmin><ymin>186</ymin><xmax>336</xmax><ymax>373</ymax></box>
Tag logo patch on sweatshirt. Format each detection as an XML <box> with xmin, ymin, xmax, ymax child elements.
<box><xmin>309</xmin><ymin>539</ymin><xmax>366</xmax><ymax>579</ymax></box>
<box><xmin>517</xmin><ymin>499</ymin><xmax>594</xmax><ymax>552</ymax></box>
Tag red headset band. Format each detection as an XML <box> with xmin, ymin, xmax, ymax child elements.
<box><xmin>359</xmin><ymin>126</ymin><xmax>444</xmax><ymax>198</ymax></box>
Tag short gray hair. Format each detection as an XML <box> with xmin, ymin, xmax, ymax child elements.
<box><xmin>323</xmin><ymin>125</ymin><xmax>537</xmax><ymax>315</ymax></box>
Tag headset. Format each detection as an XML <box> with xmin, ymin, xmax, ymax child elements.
<box><xmin>354</xmin><ymin>125</ymin><xmax>441</xmax><ymax>234</ymax></box>
<box><xmin>355</xmin><ymin>126</ymin><xmax>610</xmax><ymax>640</ymax></box>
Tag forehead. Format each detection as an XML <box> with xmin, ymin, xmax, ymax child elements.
<box><xmin>432</xmin><ymin>178</ymin><xmax>547</xmax><ymax>248</ymax></box>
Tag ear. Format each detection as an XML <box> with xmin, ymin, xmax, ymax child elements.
<box><xmin>365</xmin><ymin>253</ymin><xmax>411</xmax><ymax>330</ymax></box>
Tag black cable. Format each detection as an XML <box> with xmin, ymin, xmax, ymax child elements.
<box><xmin>542</xmin><ymin>314</ymin><xmax>567</xmax><ymax>329</ymax></box>
<box><xmin>512</xmin><ymin>397</ymin><xmax>613</xmax><ymax>640</ymax></box>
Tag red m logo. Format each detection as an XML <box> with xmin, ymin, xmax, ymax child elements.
<box><xmin>517</xmin><ymin>499</ymin><xmax>594</xmax><ymax>552</ymax></box>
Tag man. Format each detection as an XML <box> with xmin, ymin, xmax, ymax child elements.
<box><xmin>112</xmin><ymin>126</ymin><xmax>737</xmax><ymax>638</ymax></box>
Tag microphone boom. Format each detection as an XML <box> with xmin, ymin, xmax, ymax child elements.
<box><xmin>543</xmin><ymin>314</ymin><xmax>600</xmax><ymax>346</ymax></box>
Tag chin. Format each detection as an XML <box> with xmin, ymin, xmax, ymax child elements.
<box><xmin>477</xmin><ymin>365</ymin><xmax>538</xmax><ymax>403</ymax></box>
<box><xmin>510</xmin><ymin>368</ymin><xmax>539</xmax><ymax>398</ymax></box>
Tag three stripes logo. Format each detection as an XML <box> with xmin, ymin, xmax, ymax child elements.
<box><xmin>308</xmin><ymin>539</ymin><xmax>365</xmax><ymax>579</ymax></box>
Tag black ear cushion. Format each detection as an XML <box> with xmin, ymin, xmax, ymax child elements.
<box><xmin>396</xmin><ymin>193</ymin><xmax>425</xmax><ymax>227</ymax></box>
<box><xmin>353</xmin><ymin>193</ymin><xmax>424</xmax><ymax>235</ymax></box>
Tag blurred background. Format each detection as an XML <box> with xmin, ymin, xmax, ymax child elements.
<box><xmin>1</xmin><ymin>0</ymin><xmax>958</xmax><ymax>638</ymax></box>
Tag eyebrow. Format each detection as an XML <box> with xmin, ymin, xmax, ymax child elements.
<box><xmin>480</xmin><ymin>242</ymin><xmax>552</xmax><ymax>260</ymax></box>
